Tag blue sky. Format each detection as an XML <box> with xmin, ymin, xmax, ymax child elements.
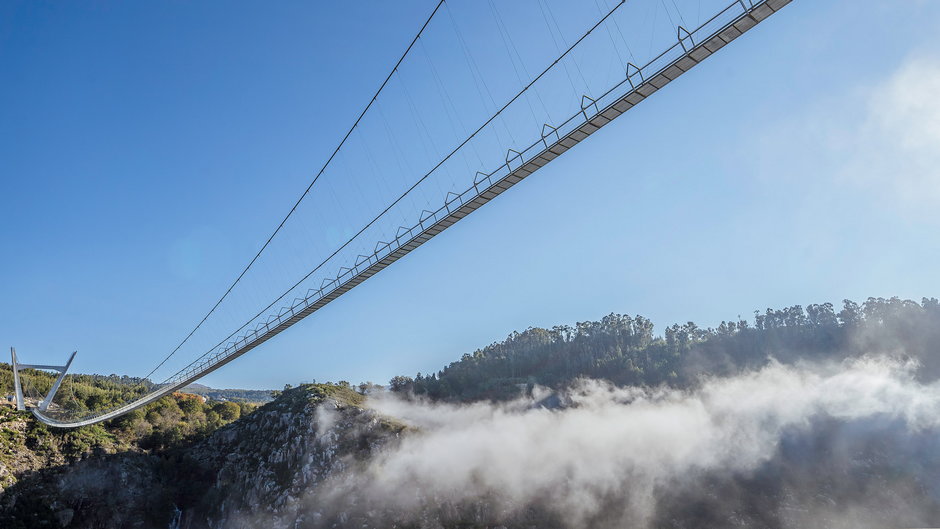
<box><xmin>2</xmin><ymin>0</ymin><xmax>939</xmax><ymax>390</ymax></box>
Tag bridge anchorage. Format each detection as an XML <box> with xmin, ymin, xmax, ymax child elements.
<box><xmin>9</xmin><ymin>348</ymin><xmax>77</xmax><ymax>412</ymax></box>
<box><xmin>22</xmin><ymin>0</ymin><xmax>793</xmax><ymax>428</ymax></box>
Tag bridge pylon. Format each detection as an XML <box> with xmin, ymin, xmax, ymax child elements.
<box><xmin>10</xmin><ymin>348</ymin><xmax>76</xmax><ymax>411</ymax></box>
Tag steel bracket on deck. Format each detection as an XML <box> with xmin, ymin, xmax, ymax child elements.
<box><xmin>580</xmin><ymin>95</ymin><xmax>598</xmax><ymax>120</ymax></box>
<box><xmin>541</xmin><ymin>123</ymin><xmax>559</xmax><ymax>148</ymax></box>
<box><xmin>626</xmin><ymin>62</ymin><xmax>643</xmax><ymax>88</ymax></box>
<box><xmin>678</xmin><ymin>26</ymin><xmax>695</xmax><ymax>51</ymax></box>
<box><xmin>10</xmin><ymin>348</ymin><xmax>76</xmax><ymax>411</ymax></box>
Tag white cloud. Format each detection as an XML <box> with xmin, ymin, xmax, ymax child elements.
<box><xmin>340</xmin><ymin>356</ymin><xmax>940</xmax><ymax>528</ymax></box>
<box><xmin>848</xmin><ymin>54</ymin><xmax>940</xmax><ymax>209</ymax></box>
<box><xmin>753</xmin><ymin>52</ymin><xmax>940</xmax><ymax>218</ymax></box>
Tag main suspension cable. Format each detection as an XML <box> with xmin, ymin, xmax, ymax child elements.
<box><xmin>167</xmin><ymin>0</ymin><xmax>632</xmax><ymax>381</ymax></box>
<box><xmin>143</xmin><ymin>0</ymin><xmax>447</xmax><ymax>382</ymax></box>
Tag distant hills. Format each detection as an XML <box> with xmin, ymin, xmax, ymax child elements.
<box><xmin>180</xmin><ymin>383</ymin><xmax>273</xmax><ymax>403</ymax></box>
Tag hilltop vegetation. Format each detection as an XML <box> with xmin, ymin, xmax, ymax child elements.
<box><xmin>393</xmin><ymin>296</ymin><xmax>940</xmax><ymax>401</ymax></box>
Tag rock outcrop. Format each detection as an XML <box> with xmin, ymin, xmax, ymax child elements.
<box><xmin>0</xmin><ymin>384</ymin><xmax>408</xmax><ymax>529</ymax></box>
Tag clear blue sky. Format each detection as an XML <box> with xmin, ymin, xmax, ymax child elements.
<box><xmin>2</xmin><ymin>0</ymin><xmax>939</xmax><ymax>389</ymax></box>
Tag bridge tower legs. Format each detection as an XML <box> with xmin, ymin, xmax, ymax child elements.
<box><xmin>10</xmin><ymin>348</ymin><xmax>77</xmax><ymax>411</ymax></box>
<box><xmin>11</xmin><ymin>348</ymin><xmax>24</xmax><ymax>411</ymax></box>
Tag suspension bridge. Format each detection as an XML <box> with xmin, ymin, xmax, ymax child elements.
<box><xmin>10</xmin><ymin>0</ymin><xmax>792</xmax><ymax>427</ymax></box>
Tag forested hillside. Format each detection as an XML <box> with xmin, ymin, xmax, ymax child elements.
<box><xmin>393</xmin><ymin>297</ymin><xmax>940</xmax><ymax>400</ymax></box>
<box><xmin>0</xmin><ymin>369</ymin><xmax>154</xmax><ymax>414</ymax></box>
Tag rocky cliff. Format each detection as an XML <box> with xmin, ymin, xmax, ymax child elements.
<box><xmin>0</xmin><ymin>384</ymin><xmax>409</xmax><ymax>529</ymax></box>
<box><xmin>178</xmin><ymin>384</ymin><xmax>407</xmax><ymax>528</ymax></box>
